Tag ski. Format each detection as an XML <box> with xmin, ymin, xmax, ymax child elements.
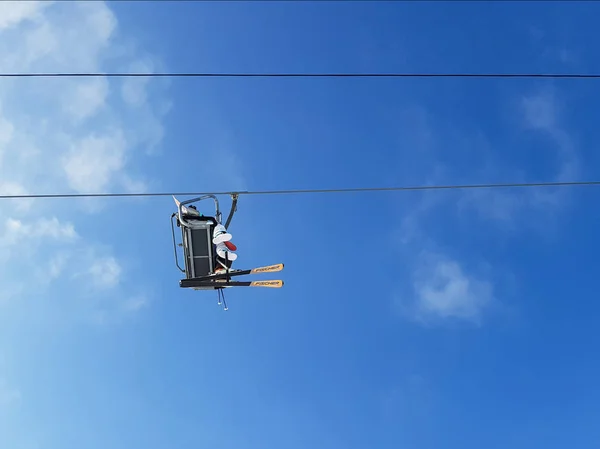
<box><xmin>192</xmin><ymin>263</ymin><xmax>284</xmax><ymax>282</ymax></box>
<box><xmin>180</xmin><ymin>279</ymin><xmax>284</xmax><ymax>289</ymax></box>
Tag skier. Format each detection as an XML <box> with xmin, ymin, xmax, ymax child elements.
<box><xmin>212</xmin><ymin>223</ymin><xmax>238</xmax><ymax>273</ymax></box>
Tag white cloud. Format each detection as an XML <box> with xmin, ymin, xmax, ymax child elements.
<box><xmin>455</xmin><ymin>88</ymin><xmax>579</xmax><ymax>229</ymax></box>
<box><xmin>47</xmin><ymin>252</ymin><xmax>69</xmax><ymax>280</ymax></box>
<box><xmin>0</xmin><ymin>1</ymin><xmax>170</xmax><ymax>322</ymax></box>
<box><xmin>89</xmin><ymin>257</ymin><xmax>122</xmax><ymax>289</ymax></box>
<box><xmin>83</xmin><ymin>1</ymin><xmax>117</xmax><ymax>43</ymax></box>
<box><xmin>0</xmin><ymin>182</ymin><xmax>33</xmax><ymax>212</ymax></box>
<box><xmin>12</xmin><ymin>2</ymin><xmax>116</xmax><ymax>73</ymax></box>
<box><xmin>62</xmin><ymin>130</ymin><xmax>127</xmax><ymax>193</ymax></box>
<box><xmin>121</xmin><ymin>59</ymin><xmax>155</xmax><ymax>107</ymax></box>
<box><xmin>0</xmin><ymin>217</ymin><xmax>77</xmax><ymax>247</ymax></box>
<box><xmin>391</xmin><ymin>88</ymin><xmax>579</xmax><ymax>327</ymax></box>
<box><xmin>521</xmin><ymin>89</ymin><xmax>579</xmax><ymax>179</ymax></box>
<box><xmin>64</xmin><ymin>77</ymin><xmax>110</xmax><ymax>121</ymax></box>
<box><xmin>0</xmin><ymin>1</ymin><xmax>46</xmax><ymax>31</ymax></box>
<box><xmin>120</xmin><ymin>174</ymin><xmax>148</xmax><ymax>194</ymax></box>
<box><xmin>529</xmin><ymin>25</ymin><xmax>580</xmax><ymax>67</ymax></box>
<box><xmin>0</xmin><ymin>1</ymin><xmax>167</xmax><ymax>196</ymax></box>
<box><xmin>513</xmin><ymin>89</ymin><xmax>578</xmax><ymax>214</ymax></box>
<box><xmin>390</xmin><ymin>90</ymin><xmax>580</xmax><ymax>327</ymax></box>
<box><xmin>522</xmin><ymin>89</ymin><xmax>558</xmax><ymax>131</ymax></box>
<box><xmin>123</xmin><ymin>295</ymin><xmax>148</xmax><ymax>312</ymax></box>
<box><xmin>409</xmin><ymin>252</ymin><xmax>494</xmax><ymax>325</ymax></box>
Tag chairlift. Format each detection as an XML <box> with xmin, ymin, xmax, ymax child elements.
<box><xmin>171</xmin><ymin>194</ymin><xmax>284</xmax><ymax>309</ymax></box>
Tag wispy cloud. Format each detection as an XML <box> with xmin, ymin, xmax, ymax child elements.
<box><xmin>0</xmin><ymin>1</ymin><xmax>168</xmax><ymax>198</ymax></box>
<box><xmin>390</xmin><ymin>106</ymin><xmax>498</xmax><ymax>326</ymax></box>
<box><xmin>62</xmin><ymin>130</ymin><xmax>128</xmax><ymax>193</ymax></box>
<box><xmin>456</xmin><ymin>87</ymin><xmax>579</xmax><ymax>232</ymax></box>
<box><xmin>0</xmin><ymin>1</ymin><xmax>47</xmax><ymax>31</ymax></box>
<box><xmin>408</xmin><ymin>252</ymin><xmax>494</xmax><ymax>325</ymax></box>
<box><xmin>1</xmin><ymin>217</ymin><xmax>77</xmax><ymax>245</ymax></box>
<box><xmin>123</xmin><ymin>295</ymin><xmax>148</xmax><ymax>312</ymax></box>
<box><xmin>394</xmin><ymin>203</ymin><xmax>497</xmax><ymax>326</ymax></box>
<box><xmin>529</xmin><ymin>24</ymin><xmax>580</xmax><ymax>67</ymax></box>
<box><xmin>522</xmin><ymin>88</ymin><xmax>558</xmax><ymax>131</ymax></box>
<box><xmin>0</xmin><ymin>182</ymin><xmax>33</xmax><ymax>212</ymax></box>
<box><xmin>393</xmin><ymin>84</ymin><xmax>579</xmax><ymax>326</ymax></box>
<box><xmin>522</xmin><ymin>87</ymin><xmax>579</xmax><ymax>180</ymax></box>
<box><xmin>0</xmin><ymin>1</ymin><xmax>169</xmax><ymax>321</ymax></box>
<box><xmin>64</xmin><ymin>77</ymin><xmax>110</xmax><ymax>121</ymax></box>
<box><xmin>89</xmin><ymin>257</ymin><xmax>122</xmax><ymax>289</ymax></box>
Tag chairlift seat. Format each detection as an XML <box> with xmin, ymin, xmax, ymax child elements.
<box><xmin>172</xmin><ymin>195</ymin><xmax>225</xmax><ymax>290</ymax></box>
<box><xmin>180</xmin><ymin>216</ymin><xmax>218</xmax><ymax>284</ymax></box>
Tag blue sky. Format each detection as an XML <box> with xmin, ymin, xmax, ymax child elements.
<box><xmin>2</xmin><ymin>1</ymin><xmax>600</xmax><ymax>448</ymax></box>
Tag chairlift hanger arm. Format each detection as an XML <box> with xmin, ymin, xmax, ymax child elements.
<box><xmin>224</xmin><ymin>193</ymin><xmax>239</xmax><ymax>229</ymax></box>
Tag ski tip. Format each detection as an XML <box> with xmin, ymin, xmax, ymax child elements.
<box><xmin>250</xmin><ymin>280</ymin><xmax>284</xmax><ymax>288</ymax></box>
<box><xmin>251</xmin><ymin>263</ymin><xmax>284</xmax><ymax>274</ymax></box>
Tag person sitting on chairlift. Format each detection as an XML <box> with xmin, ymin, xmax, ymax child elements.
<box><xmin>212</xmin><ymin>224</ymin><xmax>237</xmax><ymax>274</ymax></box>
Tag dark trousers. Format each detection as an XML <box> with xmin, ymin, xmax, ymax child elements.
<box><xmin>215</xmin><ymin>248</ymin><xmax>234</xmax><ymax>269</ymax></box>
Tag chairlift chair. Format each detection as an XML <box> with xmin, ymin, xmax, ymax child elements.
<box><xmin>171</xmin><ymin>194</ymin><xmax>284</xmax><ymax>300</ymax></box>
